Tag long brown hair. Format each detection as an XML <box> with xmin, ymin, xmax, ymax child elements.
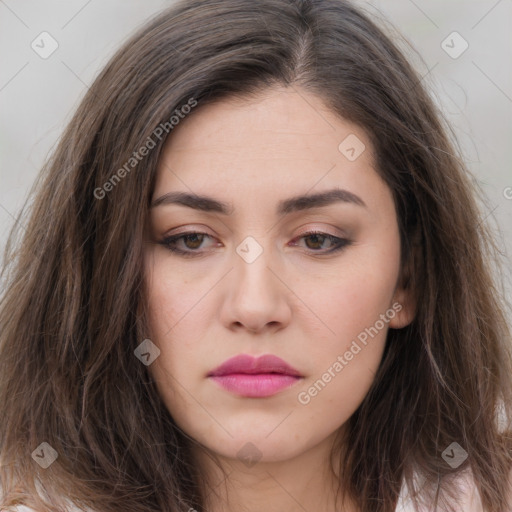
<box><xmin>1</xmin><ymin>1</ymin><xmax>511</xmax><ymax>511</ymax></box>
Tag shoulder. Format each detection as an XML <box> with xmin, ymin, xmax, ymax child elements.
<box><xmin>395</xmin><ymin>469</ymin><xmax>484</xmax><ymax>512</ymax></box>
<box><xmin>0</xmin><ymin>480</ymin><xmax>86</xmax><ymax>512</ymax></box>
<box><xmin>1</xmin><ymin>501</ymin><xmax>86</xmax><ymax>512</ymax></box>
<box><xmin>2</xmin><ymin>505</ymin><xmax>84</xmax><ymax>512</ymax></box>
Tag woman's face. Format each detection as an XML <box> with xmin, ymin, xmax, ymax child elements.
<box><xmin>143</xmin><ymin>85</ymin><xmax>414</xmax><ymax>466</ymax></box>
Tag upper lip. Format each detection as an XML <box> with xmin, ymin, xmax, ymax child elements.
<box><xmin>208</xmin><ymin>354</ymin><xmax>303</xmax><ymax>378</ymax></box>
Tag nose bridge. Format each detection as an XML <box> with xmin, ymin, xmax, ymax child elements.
<box><xmin>233</xmin><ymin>234</ymin><xmax>275</xmax><ymax>295</ymax></box>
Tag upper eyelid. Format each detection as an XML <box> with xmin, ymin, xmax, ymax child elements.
<box><xmin>164</xmin><ymin>228</ymin><xmax>344</xmax><ymax>241</ymax></box>
<box><xmin>164</xmin><ymin>223</ymin><xmax>346</xmax><ymax>236</ymax></box>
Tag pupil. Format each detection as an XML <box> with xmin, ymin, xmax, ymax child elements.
<box><xmin>185</xmin><ymin>234</ymin><xmax>203</xmax><ymax>249</ymax></box>
<box><xmin>306</xmin><ymin>234</ymin><xmax>324</xmax><ymax>249</ymax></box>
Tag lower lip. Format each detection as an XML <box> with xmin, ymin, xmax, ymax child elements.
<box><xmin>209</xmin><ymin>373</ymin><xmax>302</xmax><ymax>397</ymax></box>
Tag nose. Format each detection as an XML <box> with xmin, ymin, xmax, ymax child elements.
<box><xmin>219</xmin><ymin>241</ymin><xmax>292</xmax><ymax>335</ymax></box>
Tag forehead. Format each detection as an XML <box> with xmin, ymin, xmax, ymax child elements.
<box><xmin>161</xmin><ymin>86</ymin><xmax>365</xmax><ymax>157</ymax></box>
<box><xmin>152</xmin><ymin>86</ymin><xmax>390</xmax><ymax>217</ymax></box>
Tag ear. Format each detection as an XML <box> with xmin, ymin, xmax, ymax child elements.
<box><xmin>389</xmin><ymin>231</ymin><xmax>421</xmax><ymax>329</ymax></box>
<box><xmin>389</xmin><ymin>283</ymin><xmax>416</xmax><ymax>329</ymax></box>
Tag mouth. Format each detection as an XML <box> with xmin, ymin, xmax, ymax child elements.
<box><xmin>207</xmin><ymin>353</ymin><xmax>304</xmax><ymax>398</ymax></box>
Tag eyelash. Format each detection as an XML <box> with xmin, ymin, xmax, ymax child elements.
<box><xmin>158</xmin><ymin>230</ymin><xmax>351</xmax><ymax>258</ymax></box>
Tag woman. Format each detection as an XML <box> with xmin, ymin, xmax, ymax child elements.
<box><xmin>1</xmin><ymin>0</ymin><xmax>511</xmax><ymax>511</ymax></box>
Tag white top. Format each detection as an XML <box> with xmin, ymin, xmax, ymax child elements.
<box><xmin>4</xmin><ymin>470</ymin><xmax>485</xmax><ymax>512</ymax></box>
<box><xmin>395</xmin><ymin>469</ymin><xmax>484</xmax><ymax>511</ymax></box>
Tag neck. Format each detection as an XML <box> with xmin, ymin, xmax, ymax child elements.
<box><xmin>190</xmin><ymin>430</ymin><xmax>357</xmax><ymax>512</ymax></box>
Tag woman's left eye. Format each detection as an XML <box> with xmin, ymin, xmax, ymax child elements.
<box><xmin>159</xmin><ymin>231</ymin><xmax>351</xmax><ymax>257</ymax></box>
<box><xmin>290</xmin><ymin>231</ymin><xmax>351</xmax><ymax>253</ymax></box>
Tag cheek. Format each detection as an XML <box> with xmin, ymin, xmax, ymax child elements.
<box><xmin>143</xmin><ymin>254</ymin><xmax>221</xmax><ymax>413</ymax></box>
<box><xmin>303</xmin><ymin>244</ymin><xmax>399</xmax><ymax>346</ymax></box>
<box><xmin>143</xmin><ymin>251</ymin><xmax>208</xmax><ymax>338</ymax></box>
<box><xmin>294</xmin><ymin>278</ymin><xmax>393</xmax><ymax>425</ymax></box>
<box><xmin>144</xmin><ymin>276</ymin><xmax>196</xmax><ymax>371</ymax></box>
<box><xmin>294</xmin><ymin>235</ymin><xmax>400</xmax><ymax>404</ymax></box>
<box><xmin>143</xmin><ymin>256</ymin><xmax>189</xmax><ymax>394</ymax></box>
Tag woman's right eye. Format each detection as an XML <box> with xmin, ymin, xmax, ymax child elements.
<box><xmin>159</xmin><ymin>232</ymin><xmax>217</xmax><ymax>257</ymax></box>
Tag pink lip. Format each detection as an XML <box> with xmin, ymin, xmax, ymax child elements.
<box><xmin>207</xmin><ymin>354</ymin><xmax>303</xmax><ymax>398</ymax></box>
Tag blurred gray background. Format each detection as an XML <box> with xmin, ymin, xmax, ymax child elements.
<box><xmin>1</xmin><ymin>0</ymin><xmax>511</xmax><ymax>319</ymax></box>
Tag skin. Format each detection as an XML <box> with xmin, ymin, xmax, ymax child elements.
<box><xmin>143</xmin><ymin>85</ymin><xmax>416</xmax><ymax>512</ymax></box>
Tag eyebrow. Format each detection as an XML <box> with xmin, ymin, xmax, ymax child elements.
<box><xmin>150</xmin><ymin>187</ymin><xmax>366</xmax><ymax>215</ymax></box>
